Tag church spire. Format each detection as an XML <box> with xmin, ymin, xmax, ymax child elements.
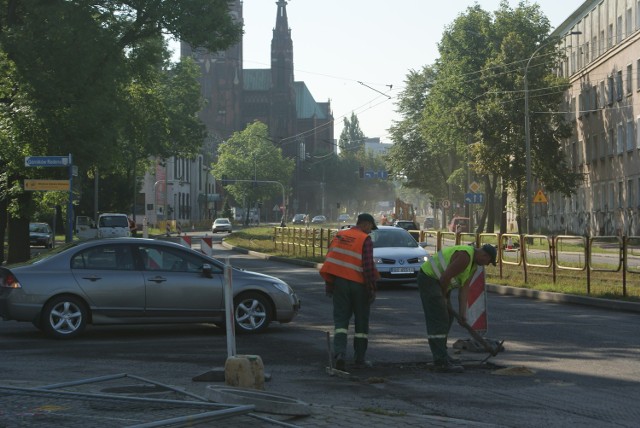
<box><xmin>275</xmin><ymin>0</ymin><xmax>289</xmax><ymax>32</ymax></box>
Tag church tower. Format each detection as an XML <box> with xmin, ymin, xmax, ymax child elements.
<box><xmin>182</xmin><ymin>0</ymin><xmax>243</xmax><ymax>140</ymax></box>
<box><xmin>270</xmin><ymin>0</ymin><xmax>298</xmax><ymax>157</ymax></box>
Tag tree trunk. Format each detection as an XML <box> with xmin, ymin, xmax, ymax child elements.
<box><xmin>7</xmin><ymin>190</ymin><xmax>32</xmax><ymax>264</ymax></box>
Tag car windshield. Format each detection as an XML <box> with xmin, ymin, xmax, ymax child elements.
<box><xmin>29</xmin><ymin>224</ymin><xmax>50</xmax><ymax>233</ymax></box>
<box><xmin>99</xmin><ymin>216</ymin><xmax>129</xmax><ymax>228</ymax></box>
<box><xmin>370</xmin><ymin>229</ymin><xmax>419</xmax><ymax>248</ymax></box>
<box><xmin>215</xmin><ymin>219</ymin><xmax>229</xmax><ymax>224</ymax></box>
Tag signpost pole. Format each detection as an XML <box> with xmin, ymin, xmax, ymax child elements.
<box><xmin>66</xmin><ymin>153</ymin><xmax>73</xmax><ymax>243</ymax></box>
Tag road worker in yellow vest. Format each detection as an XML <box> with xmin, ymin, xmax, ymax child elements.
<box><xmin>320</xmin><ymin>213</ymin><xmax>379</xmax><ymax>371</ymax></box>
<box><xmin>418</xmin><ymin>244</ymin><xmax>497</xmax><ymax>373</ymax></box>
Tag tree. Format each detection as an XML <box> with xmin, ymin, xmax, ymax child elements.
<box><xmin>212</xmin><ymin>122</ymin><xmax>294</xmax><ymax>223</ymax></box>
<box><xmin>338</xmin><ymin>113</ymin><xmax>366</xmax><ymax>159</ymax></box>
<box><xmin>388</xmin><ymin>2</ymin><xmax>580</xmax><ymax>233</ymax></box>
<box><xmin>0</xmin><ymin>1</ymin><xmax>241</xmax><ymax>262</ymax></box>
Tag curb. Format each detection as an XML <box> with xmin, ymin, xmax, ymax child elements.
<box><xmin>486</xmin><ymin>284</ymin><xmax>640</xmax><ymax>313</ymax></box>
<box><xmin>221</xmin><ymin>241</ymin><xmax>640</xmax><ymax>314</ymax></box>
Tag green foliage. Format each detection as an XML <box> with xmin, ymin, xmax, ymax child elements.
<box><xmin>213</xmin><ymin>122</ymin><xmax>295</xmax><ymax>207</ymax></box>
<box><xmin>338</xmin><ymin>113</ymin><xmax>366</xmax><ymax>159</ymax></box>
<box><xmin>0</xmin><ymin>0</ymin><xmax>241</xmax><ymax>261</ymax></box>
<box><xmin>387</xmin><ymin>2</ymin><xmax>581</xmax><ymax>233</ymax></box>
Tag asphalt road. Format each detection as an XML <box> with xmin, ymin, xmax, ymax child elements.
<box><xmin>3</xmin><ymin>234</ymin><xmax>640</xmax><ymax>427</ymax></box>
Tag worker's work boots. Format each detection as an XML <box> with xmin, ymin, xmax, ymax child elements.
<box><xmin>435</xmin><ymin>360</ymin><xmax>464</xmax><ymax>373</ymax></box>
<box><xmin>334</xmin><ymin>353</ymin><xmax>346</xmax><ymax>372</ymax></box>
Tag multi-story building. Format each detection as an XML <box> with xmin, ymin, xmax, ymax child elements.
<box><xmin>540</xmin><ymin>0</ymin><xmax>640</xmax><ymax>236</ymax></box>
<box><xmin>140</xmin><ymin>0</ymin><xmax>334</xmax><ymax>226</ymax></box>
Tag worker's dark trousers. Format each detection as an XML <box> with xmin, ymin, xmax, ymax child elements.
<box><xmin>332</xmin><ymin>276</ymin><xmax>370</xmax><ymax>362</ymax></box>
<box><xmin>417</xmin><ymin>270</ymin><xmax>453</xmax><ymax>364</ymax></box>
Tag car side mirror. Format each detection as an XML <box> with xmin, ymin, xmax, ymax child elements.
<box><xmin>202</xmin><ymin>263</ymin><xmax>213</xmax><ymax>278</ymax></box>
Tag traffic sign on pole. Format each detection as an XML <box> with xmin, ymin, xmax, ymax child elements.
<box><xmin>24</xmin><ymin>156</ymin><xmax>70</xmax><ymax>167</ymax></box>
<box><xmin>464</xmin><ymin>193</ymin><xmax>485</xmax><ymax>204</ymax></box>
<box><xmin>24</xmin><ymin>179</ymin><xmax>70</xmax><ymax>191</ymax></box>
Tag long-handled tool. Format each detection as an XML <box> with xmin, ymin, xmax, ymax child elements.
<box><xmin>325</xmin><ymin>331</ymin><xmax>350</xmax><ymax>378</ymax></box>
<box><xmin>447</xmin><ymin>299</ymin><xmax>503</xmax><ymax>357</ymax></box>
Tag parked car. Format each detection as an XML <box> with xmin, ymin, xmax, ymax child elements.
<box><xmin>311</xmin><ymin>215</ymin><xmax>326</xmax><ymax>224</ymax></box>
<box><xmin>29</xmin><ymin>222</ymin><xmax>53</xmax><ymax>248</ymax></box>
<box><xmin>337</xmin><ymin>213</ymin><xmax>351</xmax><ymax>223</ymax></box>
<box><xmin>449</xmin><ymin>217</ymin><xmax>470</xmax><ymax>233</ymax></box>
<box><xmin>370</xmin><ymin>226</ymin><xmax>428</xmax><ymax>285</ymax></box>
<box><xmin>97</xmin><ymin>213</ymin><xmax>131</xmax><ymax>238</ymax></box>
<box><xmin>212</xmin><ymin>218</ymin><xmax>232</xmax><ymax>233</ymax></box>
<box><xmin>0</xmin><ymin>238</ymin><xmax>300</xmax><ymax>339</ymax></box>
<box><xmin>292</xmin><ymin>214</ymin><xmax>307</xmax><ymax>224</ymax></box>
<box><xmin>393</xmin><ymin>220</ymin><xmax>421</xmax><ymax>241</ymax></box>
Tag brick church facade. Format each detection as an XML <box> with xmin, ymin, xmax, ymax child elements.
<box><xmin>181</xmin><ymin>0</ymin><xmax>334</xmax><ymax>216</ymax></box>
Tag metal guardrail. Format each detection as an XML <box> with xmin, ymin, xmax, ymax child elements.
<box><xmin>272</xmin><ymin>226</ymin><xmax>640</xmax><ymax>298</ymax></box>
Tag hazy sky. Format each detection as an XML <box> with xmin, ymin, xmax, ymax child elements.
<box><xmin>174</xmin><ymin>1</ymin><xmax>585</xmax><ymax>142</ymax></box>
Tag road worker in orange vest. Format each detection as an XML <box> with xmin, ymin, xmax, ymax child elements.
<box><xmin>320</xmin><ymin>213</ymin><xmax>379</xmax><ymax>371</ymax></box>
<box><xmin>418</xmin><ymin>244</ymin><xmax>497</xmax><ymax>373</ymax></box>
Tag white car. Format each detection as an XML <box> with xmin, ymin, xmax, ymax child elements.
<box><xmin>212</xmin><ymin>218</ymin><xmax>232</xmax><ymax>233</ymax></box>
<box><xmin>370</xmin><ymin>226</ymin><xmax>428</xmax><ymax>285</ymax></box>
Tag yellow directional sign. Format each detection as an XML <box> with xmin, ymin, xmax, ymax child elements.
<box><xmin>533</xmin><ymin>189</ymin><xmax>548</xmax><ymax>203</ymax></box>
<box><xmin>24</xmin><ymin>179</ymin><xmax>70</xmax><ymax>191</ymax></box>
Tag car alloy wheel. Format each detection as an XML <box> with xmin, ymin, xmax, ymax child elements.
<box><xmin>234</xmin><ymin>292</ymin><xmax>272</xmax><ymax>334</ymax></box>
<box><xmin>41</xmin><ymin>295</ymin><xmax>88</xmax><ymax>339</ymax></box>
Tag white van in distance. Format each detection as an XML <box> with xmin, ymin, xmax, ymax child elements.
<box><xmin>97</xmin><ymin>213</ymin><xmax>131</xmax><ymax>238</ymax></box>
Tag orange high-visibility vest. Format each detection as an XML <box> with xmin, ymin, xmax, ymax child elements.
<box><xmin>320</xmin><ymin>227</ymin><xmax>368</xmax><ymax>284</ymax></box>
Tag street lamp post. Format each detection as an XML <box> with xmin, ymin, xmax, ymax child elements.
<box><xmin>524</xmin><ymin>32</ymin><xmax>580</xmax><ymax>234</ymax></box>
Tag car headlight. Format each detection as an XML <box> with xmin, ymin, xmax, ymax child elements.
<box><xmin>272</xmin><ymin>281</ymin><xmax>293</xmax><ymax>294</ymax></box>
<box><xmin>373</xmin><ymin>257</ymin><xmax>383</xmax><ymax>264</ymax></box>
<box><xmin>423</xmin><ymin>256</ymin><xmax>429</xmax><ymax>262</ymax></box>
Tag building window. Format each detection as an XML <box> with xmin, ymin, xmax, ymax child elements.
<box><xmin>616</xmin><ymin>70</ymin><xmax>623</xmax><ymax>101</ymax></box>
<box><xmin>617</xmin><ymin>15</ymin><xmax>623</xmax><ymax>43</ymax></box>
<box><xmin>601</xmin><ymin>131</ymin><xmax>607</xmax><ymax>159</ymax></box>
<box><xmin>609</xmin><ymin>182</ymin><xmax>615</xmax><ymax>210</ymax></box>
<box><xmin>627</xmin><ymin>120</ymin><xmax>635</xmax><ymax>151</ymax></box>
<box><xmin>608</xmin><ymin>23</ymin><xmax>614</xmax><ymax>48</ymax></box>
<box><xmin>627</xmin><ymin>64</ymin><xmax>633</xmax><ymax>94</ymax></box>
<box><xmin>593</xmin><ymin>134</ymin><xmax>599</xmax><ymax>161</ymax></box>
<box><xmin>619</xmin><ymin>181</ymin><xmax>624</xmax><ymax>208</ymax></box>
<box><xmin>637</xmin><ymin>59</ymin><xmax>640</xmax><ymax>91</ymax></box>
<box><xmin>637</xmin><ymin>117</ymin><xmax>640</xmax><ymax>149</ymax></box>
<box><xmin>599</xmin><ymin>80</ymin><xmax>605</xmax><ymax>107</ymax></box>
<box><xmin>584</xmin><ymin>42</ymin><xmax>590</xmax><ymax>64</ymax></box>
<box><xmin>609</xmin><ymin>128</ymin><xmax>615</xmax><ymax>156</ymax></box>
<box><xmin>629</xmin><ymin>179</ymin><xmax>635</xmax><ymax>208</ymax></box>
<box><xmin>617</xmin><ymin>123</ymin><xmax>625</xmax><ymax>154</ymax></box>
<box><xmin>607</xmin><ymin>75</ymin><xmax>614</xmax><ymax>105</ymax></box>
<box><xmin>627</xmin><ymin>8</ymin><xmax>633</xmax><ymax>37</ymax></box>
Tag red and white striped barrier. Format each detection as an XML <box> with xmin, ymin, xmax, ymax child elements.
<box><xmin>466</xmin><ymin>267</ymin><xmax>487</xmax><ymax>334</ymax></box>
<box><xmin>200</xmin><ymin>236</ymin><xmax>213</xmax><ymax>256</ymax></box>
<box><xmin>178</xmin><ymin>235</ymin><xmax>191</xmax><ymax>248</ymax></box>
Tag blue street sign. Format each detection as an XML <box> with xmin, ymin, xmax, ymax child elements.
<box><xmin>364</xmin><ymin>170</ymin><xmax>389</xmax><ymax>179</ymax></box>
<box><xmin>464</xmin><ymin>193</ymin><xmax>484</xmax><ymax>204</ymax></box>
<box><xmin>24</xmin><ymin>156</ymin><xmax>70</xmax><ymax>167</ymax></box>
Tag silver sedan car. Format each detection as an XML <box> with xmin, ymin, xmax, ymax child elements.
<box><xmin>0</xmin><ymin>238</ymin><xmax>300</xmax><ymax>339</ymax></box>
<box><xmin>370</xmin><ymin>226</ymin><xmax>429</xmax><ymax>285</ymax></box>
